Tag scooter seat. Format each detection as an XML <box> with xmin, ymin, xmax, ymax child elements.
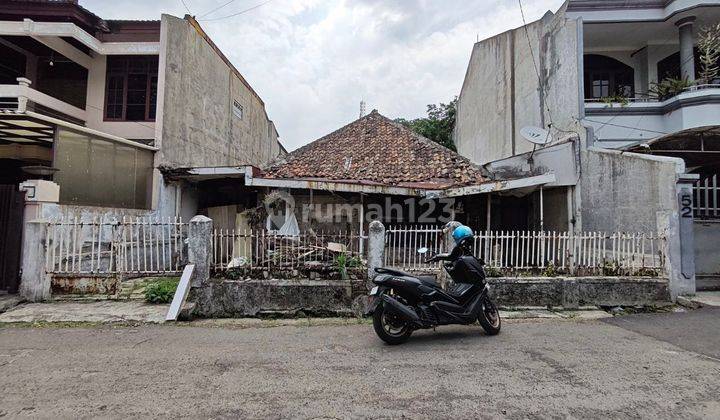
<box><xmin>375</xmin><ymin>267</ymin><xmax>438</xmax><ymax>287</ymax></box>
<box><xmin>417</xmin><ymin>276</ymin><xmax>438</xmax><ymax>287</ymax></box>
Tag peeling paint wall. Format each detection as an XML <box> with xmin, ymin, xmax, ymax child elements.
<box><xmin>455</xmin><ymin>7</ymin><xmax>585</xmax><ymax>165</ymax></box>
<box><xmin>580</xmin><ymin>148</ymin><xmax>680</xmax><ymax>233</ymax></box>
<box><xmin>157</xmin><ymin>15</ymin><xmax>282</xmax><ymax>169</ymax></box>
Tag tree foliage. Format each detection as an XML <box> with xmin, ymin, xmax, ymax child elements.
<box><xmin>395</xmin><ymin>97</ymin><xmax>458</xmax><ymax>151</ymax></box>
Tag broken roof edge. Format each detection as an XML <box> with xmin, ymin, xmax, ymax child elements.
<box><xmin>248</xmin><ymin>172</ymin><xmax>557</xmax><ymax>198</ymax></box>
<box><xmin>160</xmin><ymin>165</ymin><xmax>557</xmax><ymax>198</ymax></box>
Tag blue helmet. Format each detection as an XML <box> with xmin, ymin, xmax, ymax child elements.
<box><xmin>452</xmin><ymin>225</ymin><xmax>474</xmax><ymax>244</ymax></box>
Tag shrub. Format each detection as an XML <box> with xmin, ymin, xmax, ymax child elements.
<box><xmin>144</xmin><ymin>278</ymin><xmax>179</xmax><ymax>304</ymax></box>
<box><xmin>649</xmin><ymin>77</ymin><xmax>694</xmax><ymax>101</ymax></box>
<box><xmin>484</xmin><ymin>266</ymin><xmax>503</xmax><ymax>278</ymax></box>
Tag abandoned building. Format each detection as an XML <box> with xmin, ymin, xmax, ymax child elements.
<box><xmin>455</xmin><ymin>0</ymin><xmax>720</xmax><ymax>295</ymax></box>
<box><xmin>165</xmin><ymin>110</ymin><xmax>557</xmax><ymax>255</ymax></box>
<box><xmin>0</xmin><ymin>0</ymin><xmax>284</xmax><ymax>297</ymax></box>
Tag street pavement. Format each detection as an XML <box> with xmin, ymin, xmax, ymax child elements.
<box><xmin>1</xmin><ymin>314</ymin><xmax>719</xmax><ymax>419</ymax></box>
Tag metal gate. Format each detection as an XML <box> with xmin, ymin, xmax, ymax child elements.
<box><xmin>0</xmin><ymin>185</ymin><xmax>24</xmax><ymax>293</ymax></box>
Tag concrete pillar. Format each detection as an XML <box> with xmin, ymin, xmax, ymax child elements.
<box><xmin>663</xmin><ymin>174</ymin><xmax>698</xmax><ymax>298</ymax></box>
<box><xmin>20</xmin><ymin>219</ymin><xmax>51</xmax><ymax>302</ymax></box>
<box><xmin>18</xmin><ymin>180</ymin><xmax>59</xmax><ymax>302</ymax></box>
<box><xmin>676</xmin><ymin>16</ymin><xmax>696</xmax><ymax>82</ymax></box>
<box><xmin>16</xmin><ymin>77</ymin><xmax>31</xmax><ymax>112</ymax></box>
<box><xmin>188</xmin><ymin>215</ymin><xmax>212</xmax><ymax>287</ymax></box>
<box><xmin>366</xmin><ymin>220</ymin><xmax>385</xmax><ymax>289</ymax></box>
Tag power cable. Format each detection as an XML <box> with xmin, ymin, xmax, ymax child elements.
<box><xmin>198</xmin><ymin>0</ymin><xmax>274</xmax><ymax>22</ymax></box>
<box><xmin>198</xmin><ymin>0</ymin><xmax>240</xmax><ymax>19</ymax></box>
<box><xmin>180</xmin><ymin>0</ymin><xmax>193</xmax><ymax>15</ymax></box>
<box><xmin>517</xmin><ymin>0</ymin><xmax>554</xmax><ymax>127</ymax></box>
<box><xmin>583</xmin><ymin>117</ymin><xmax>668</xmax><ymax>135</ymax></box>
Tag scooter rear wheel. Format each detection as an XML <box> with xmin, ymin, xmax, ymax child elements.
<box><xmin>373</xmin><ymin>304</ymin><xmax>412</xmax><ymax>345</ymax></box>
<box><xmin>478</xmin><ymin>296</ymin><xmax>501</xmax><ymax>335</ymax></box>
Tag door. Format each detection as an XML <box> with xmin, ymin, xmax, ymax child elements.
<box><xmin>0</xmin><ymin>185</ymin><xmax>24</xmax><ymax>293</ymax></box>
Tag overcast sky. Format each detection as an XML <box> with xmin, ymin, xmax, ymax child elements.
<box><xmin>83</xmin><ymin>0</ymin><xmax>565</xmax><ymax>150</ymax></box>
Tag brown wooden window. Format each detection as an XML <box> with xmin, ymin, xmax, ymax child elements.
<box><xmin>104</xmin><ymin>56</ymin><xmax>158</xmax><ymax>121</ymax></box>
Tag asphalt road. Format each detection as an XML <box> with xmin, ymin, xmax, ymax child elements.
<box><xmin>603</xmin><ymin>306</ymin><xmax>720</xmax><ymax>361</ymax></box>
<box><xmin>1</xmin><ymin>315</ymin><xmax>719</xmax><ymax>419</ymax></box>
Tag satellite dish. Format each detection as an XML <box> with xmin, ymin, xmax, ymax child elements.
<box><xmin>520</xmin><ymin>126</ymin><xmax>551</xmax><ymax>146</ymax></box>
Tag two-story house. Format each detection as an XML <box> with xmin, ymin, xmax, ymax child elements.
<box><xmin>455</xmin><ymin>0</ymin><xmax>720</xmax><ymax>295</ymax></box>
<box><xmin>0</xmin><ymin>0</ymin><xmax>284</xmax><ymax>294</ymax></box>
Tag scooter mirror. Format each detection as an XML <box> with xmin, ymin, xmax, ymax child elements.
<box><xmin>417</xmin><ymin>247</ymin><xmax>429</xmax><ymax>254</ymax></box>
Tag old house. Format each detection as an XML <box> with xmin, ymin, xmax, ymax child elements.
<box><xmin>454</xmin><ymin>0</ymin><xmax>720</xmax><ymax>295</ymax></box>
<box><xmin>0</xmin><ymin>0</ymin><xmax>284</xmax><ymax>296</ymax></box>
<box><xmin>198</xmin><ymin>110</ymin><xmax>556</xmax><ymax>240</ymax></box>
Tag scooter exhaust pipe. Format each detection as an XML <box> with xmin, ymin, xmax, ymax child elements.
<box><xmin>381</xmin><ymin>295</ymin><xmax>420</xmax><ymax>322</ymax></box>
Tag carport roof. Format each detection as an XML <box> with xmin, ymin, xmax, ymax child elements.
<box><xmin>262</xmin><ymin>110</ymin><xmax>488</xmax><ymax>190</ymax></box>
<box><xmin>625</xmin><ymin>125</ymin><xmax>720</xmax><ymax>168</ymax></box>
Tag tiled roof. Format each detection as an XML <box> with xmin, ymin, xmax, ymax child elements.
<box><xmin>262</xmin><ymin>111</ymin><xmax>487</xmax><ymax>189</ymax></box>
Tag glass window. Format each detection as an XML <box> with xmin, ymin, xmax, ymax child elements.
<box><xmin>104</xmin><ymin>56</ymin><xmax>158</xmax><ymax>121</ymax></box>
<box><xmin>54</xmin><ymin>127</ymin><xmax>154</xmax><ymax>209</ymax></box>
<box><xmin>583</xmin><ymin>55</ymin><xmax>635</xmax><ymax>100</ymax></box>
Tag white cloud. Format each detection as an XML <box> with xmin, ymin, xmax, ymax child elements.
<box><xmin>81</xmin><ymin>0</ymin><xmax>565</xmax><ymax>150</ymax></box>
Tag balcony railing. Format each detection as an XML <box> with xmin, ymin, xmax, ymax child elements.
<box><xmin>585</xmin><ymin>84</ymin><xmax>720</xmax><ymax>104</ymax></box>
<box><xmin>0</xmin><ymin>78</ymin><xmax>86</xmax><ymax>122</ymax></box>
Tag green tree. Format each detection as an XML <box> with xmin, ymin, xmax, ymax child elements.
<box><xmin>395</xmin><ymin>97</ymin><xmax>458</xmax><ymax>151</ymax></box>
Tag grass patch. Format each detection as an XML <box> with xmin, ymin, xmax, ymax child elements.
<box><xmin>144</xmin><ymin>277</ymin><xmax>180</xmax><ymax>304</ymax></box>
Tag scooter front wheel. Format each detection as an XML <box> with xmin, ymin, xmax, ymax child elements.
<box><xmin>373</xmin><ymin>303</ymin><xmax>412</xmax><ymax>345</ymax></box>
<box><xmin>478</xmin><ymin>296</ymin><xmax>501</xmax><ymax>335</ymax></box>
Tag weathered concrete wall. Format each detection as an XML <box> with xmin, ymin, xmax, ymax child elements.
<box><xmin>189</xmin><ymin>276</ymin><xmax>670</xmax><ymax>318</ymax></box>
<box><xmin>455</xmin><ymin>7</ymin><xmax>585</xmax><ymax>165</ymax></box>
<box><xmin>489</xmin><ymin>277</ymin><xmax>670</xmax><ymax>308</ymax></box>
<box><xmin>157</xmin><ymin>15</ymin><xmax>282</xmax><ymax>169</ymax></box>
<box><xmin>191</xmin><ymin>279</ymin><xmax>355</xmax><ymax>318</ymax></box>
<box><xmin>580</xmin><ymin>147</ymin><xmax>682</xmax><ymax>233</ymax></box>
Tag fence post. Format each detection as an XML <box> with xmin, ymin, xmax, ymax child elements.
<box><xmin>20</xmin><ymin>219</ymin><xmax>51</xmax><ymax>302</ymax></box>
<box><xmin>366</xmin><ymin>220</ymin><xmax>385</xmax><ymax>289</ymax></box>
<box><xmin>441</xmin><ymin>222</ymin><xmax>461</xmax><ymax>288</ymax></box>
<box><xmin>568</xmin><ymin>232</ymin><xmax>577</xmax><ymax>276</ymax></box>
<box><xmin>188</xmin><ymin>215</ymin><xmax>213</xmax><ymax>287</ymax></box>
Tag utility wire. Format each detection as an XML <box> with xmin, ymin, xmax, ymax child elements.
<box><xmin>583</xmin><ymin>117</ymin><xmax>668</xmax><ymax>135</ymax></box>
<box><xmin>180</xmin><ymin>0</ymin><xmax>193</xmax><ymax>15</ymax></box>
<box><xmin>517</xmin><ymin>0</ymin><xmax>554</xmax><ymax>128</ymax></box>
<box><xmin>199</xmin><ymin>0</ymin><xmax>274</xmax><ymax>22</ymax></box>
<box><xmin>198</xmin><ymin>0</ymin><xmax>240</xmax><ymax>19</ymax></box>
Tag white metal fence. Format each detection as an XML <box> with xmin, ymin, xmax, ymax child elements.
<box><xmin>45</xmin><ymin>217</ymin><xmax>188</xmax><ymax>275</ymax></box>
<box><xmin>385</xmin><ymin>226</ymin><xmax>666</xmax><ymax>276</ymax></box>
<box><xmin>212</xmin><ymin>229</ymin><xmax>366</xmax><ymax>270</ymax></box>
<box><xmin>694</xmin><ymin>174</ymin><xmax>720</xmax><ymax>220</ymax></box>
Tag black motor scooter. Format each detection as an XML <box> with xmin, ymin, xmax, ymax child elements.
<box><xmin>368</xmin><ymin>237</ymin><xmax>501</xmax><ymax>345</ymax></box>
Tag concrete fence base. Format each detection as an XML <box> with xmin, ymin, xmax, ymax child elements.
<box><xmin>188</xmin><ymin>276</ymin><xmax>671</xmax><ymax>318</ymax></box>
<box><xmin>488</xmin><ymin>277</ymin><xmax>670</xmax><ymax>309</ymax></box>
